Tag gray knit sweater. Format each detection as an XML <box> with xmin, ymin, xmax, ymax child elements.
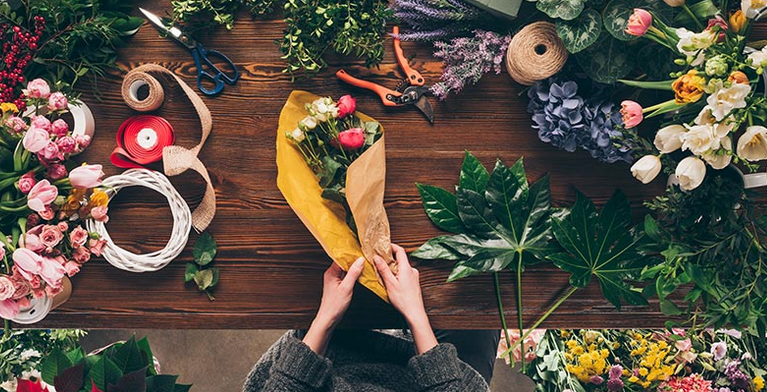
<box><xmin>242</xmin><ymin>330</ymin><xmax>490</xmax><ymax>392</ymax></box>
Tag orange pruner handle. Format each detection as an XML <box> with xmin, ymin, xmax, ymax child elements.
<box><xmin>336</xmin><ymin>69</ymin><xmax>400</xmax><ymax>107</ymax></box>
<box><xmin>392</xmin><ymin>26</ymin><xmax>425</xmax><ymax>87</ymax></box>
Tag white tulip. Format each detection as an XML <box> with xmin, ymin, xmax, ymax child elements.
<box><xmin>706</xmin><ymin>81</ymin><xmax>751</xmax><ymax>121</ymax></box>
<box><xmin>676</xmin><ymin>156</ymin><xmax>707</xmax><ymax>191</ymax></box>
<box><xmin>694</xmin><ymin>107</ymin><xmax>735</xmax><ymax>138</ymax></box>
<box><xmin>631</xmin><ymin>155</ymin><xmax>662</xmax><ymax>184</ymax></box>
<box><xmin>675</xmin><ymin>28</ymin><xmax>708</xmax><ymax>66</ymax></box>
<box><xmin>703</xmin><ymin>137</ymin><xmax>733</xmax><ymax>169</ymax></box>
<box><xmin>300</xmin><ymin>116</ymin><xmax>318</xmax><ymax>130</ymax></box>
<box><xmin>654</xmin><ymin>124</ymin><xmax>686</xmax><ymax>153</ymax></box>
<box><xmin>290</xmin><ymin>128</ymin><xmax>305</xmax><ymax>142</ymax></box>
<box><xmin>742</xmin><ymin>0</ymin><xmax>767</xmax><ymax>18</ymax></box>
<box><xmin>681</xmin><ymin>124</ymin><xmax>718</xmax><ymax>155</ymax></box>
<box><xmin>737</xmin><ymin>125</ymin><xmax>767</xmax><ymax>161</ymax></box>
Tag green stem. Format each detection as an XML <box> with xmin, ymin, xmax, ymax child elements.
<box><xmin>516</xmin><ymin>252</ymin><xmax>526</xmax><ymax>372</ymax></box>
<box><xmin>682</xmin><ymin>4</ymin><xmax>704</xmax><ymax>30</ymax></box>
<box><xmin>3</xmin><ymin>319</ymin><xmax>9</xmax><ymax>339</ymax></box>
<box><xmin>494</xmin><ymin>272</ymin><xmax>514</xmax><ymax>366</ymax></box>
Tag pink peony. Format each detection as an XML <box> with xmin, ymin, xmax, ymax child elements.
<box><xmin>30</xmin><ymin>115</ymin><xmax>51</xmax><ymax>131</ymax></box>
<box><xmin>23</xmin><ymin>126</ymin><xmax>51</xmax><ymax>153</ymax></box>
<box><xmin>0</xmin><ymin>299</ymin><xmax>20</xmax><ymax>319</ymax></box>
<box><xmin>337</xmin><ymin>128</ymin><xmax>365</xmax><ymax>150</ymax></box>
<box><xmin>90</xmin><ymin>206</ymin><xmax>109</xmax><ymax>223</ymax></box>
<box><xmin>40</xmin><ymin>141</ymin><xmax>62</xmax><ymax>161</ymax></box>
<box><xmin>18</xmin><ymin>171</ymin><xmax>37</xmax><ymax>194</ymax></box>
<box><xmin>63</xmin><ymin>261</ymin><xmax>80</xmax><ymax>277</ymax></box>
<box><xmin>24</xmin><ymin>78</ymin><xmax>51</xmax><ymax>99</ymax></box>
<box><xmin>621</xmin><ymin>100</ymin><xmax>644</xmax><ymax>128</ymax></box>
<box><xmin>72</xmin><ymin>246</ymin><xmax>91</xmax><ymax>263</ymax></box>
<box><xmin>0</xmin><ymin>276</ymin><xmax>16</xmax><ymax>301</ymax></box>
<box><xmin>12</xmin><ymin>248</ymin><xmax>42</xmax><ymax>281</ymax></box>
<box><xmin>5</xmin><ymin>116</ymin><xmax>27</xmax><ymax>133</ymax></box>
<box><xmin>51</xmin><ymin>119</ymin><xmax>69</xmax><ymax>138</ymax></box>
<box><xmin>40</xmin><ymin>225</ymin><xmax>63</xmax><ymax>248</ymax></box>
<box><xmin>47</xmin><ymin>164</ymin><xmax>68</xmax><ymax>181</ymax></box>
<box><xmin>497</xmin><ymin>329</ymin><xmax>546</xmax><ymax>365</ymax></box>
<box><xmin>69</xmin><ymin>164</ymin><xmax>104</xmax><ymax>188</ymax></box>
<box><xmin>39</xmin><ymin>256</ymin><xmax>65</xmax><ymax>288</ymax></box>
<box><xmin>69</xmin><ymin>226</ymin><xmax>89</xmax><ymax>248</ymax></box>
<box><xmin>27</xmin><ymin>179</ymin><xmax>58</xmax><ymax>213</ymax></box>
<box><xmin>75</xmin><ymin>134</ymin><xmax>91</xmax><ymax>150</ymax></box>
<box><xmin>38</xmin><ymin>206</ymin><xmax>54</xmax><ymax>221</ymax></box>
<box><xmin>626</xmin><ymin>8</ymin><xmax>652</xmax><ymax>36</ymax></box>
<box><xmin>337</xmin><ymin>94</ymin><xmax>356</xmax><ymax>118</ymax></box>
<box><xmin>47</xmin><ymin>92</ymin><xmax>68</xmax><ymax>111</ymax></box>
<box><xmin>88</xmin><ymin>238</ymin><xmax>106</xmax><ymax>257</ymax></box>
<box><xmin>57</xmin><ymin>136</ymin><xmax>76</xmax><ymax>153</ymax></box>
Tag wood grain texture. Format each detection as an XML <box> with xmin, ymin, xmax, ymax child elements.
<box><xmin>29</xmin><ymin>1</ymin><xmax>686</xmax><ymax>329</ymax></box>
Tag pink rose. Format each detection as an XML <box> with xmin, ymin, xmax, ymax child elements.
<box><xmin>5</xmin><ymin>116</ymin><xmax>27</xmax><ymax>133</ymax></box>
<box><xmin>0</xmin><ymin>276</ymin><xmax>16</xmax><ymax>301</ymax></box>
<box><xmin>44</xmin><ymin>283</ymin><xmax>63</xmax><ymax>297</ymax></box>
<box><xmin>88</xmin><ymin>238</ymin><xmax>106</xmax><ymax>257</ymax></box>
<box><xmin>31</xmin><ymin>115</ymin><xmax>51</xmax><ymax>131</ymax></box>
<box><xmin>40</xmin><ymin>141</ymin><xmax>62</xmax><ymax>161</ymax></box>
<box><xmin>18</xmin><ymin>171</ymin><xmax>37</xmax><ymax>194</ymax></box>
<box><xmin>27</xmin><ymin>179</ymin><xmax>58</xmax><ymax>212</ymax></box>
<box><xmin>90</xmin><ymin>206</ymin><xmax>109</xmax><ymax>223</ymax></box>
<box><xmin>23</xmin><ymin>126</ymin><xmax>50</xmax><ymax>153</ymax></box>
<box><xmin>9</xmin><ymin>274</ymin><xmax>31</xmax><ymax>300</ymax></box>
<box><xmin>626</xmin><ymin>8</ymin><xmax>652</xmax><ymax>36</ymax></box>
<box><xmin>12</xmin><ymin>248</ymin><xmax>42</xmax><ymax>281</ymax></box>
<box><xmin>497</xmin><ymin>329</ymin><xmax>546</xmax><ymax>365</ymax></box>
<box><xmin>72</xmin><ymin>246</ymin><xmax>91</xmax><ymax>263</ymax></box>
<box><xmin>40</xmin><ymin>225</ymin><xmax>63</xmax><ymax>248</ymax></box>
<box><xmin>0</xmin><ymin>244</ymin><xmax>4</xmax><ymax>261</ymax></box>
<box><xmin>38</xmin><ymin>206</ymin><xmax>54</xmax><ymax>221</ymax></box>
<box><xmin>0</xmin><ymin>299</ymin><xmax>20</xmax><ymax>319</ymax></box>
<box><xmin>63</xmin><ymin>261</ymin><xmax>81</xmax><ymax>277</ymax></box>
<box><xmin>24</xmin><ymin>78</ymin><xmax>51</xmax><ymax>99</ymax></box>
<box><xmin>69</xmin><ymin>164</ymin><xmax>104</xmax><ymax>188</ymax></box>
<box><xmin>337</xmin><ymin>94</ymin><xmax>356</xmax><ymax>118</ymax></box>
<box><xmin>47</xmin><ymin>164</ymin><xmax>68</xmax><ymax>181</ymax></box>
<box><xmin>39</xmin><ymin>256</ymin><xmax>65</xmax><ymax>288</ymax></box>
<box><xmin>69</xmin><ymin>226</ymin><xmax>88</xmax><ymax>249</ymax></box>
<box><xmin>51</xmin><ymin>119</ymin><xmax>69</xmax><ymax>138</ymax></box>
<box><xmin>620</xmin><ymin>100</ymin><xmax>644</xmax><ymax>128</ymax></box>
<box><xmin>47</xmin><ymin>92</ymin><xmax>68</xmax><ymax>111</ymax></box>
<box><xmin>57</xmin><ymin>136</ymin><xmax>76</xmax><ymax>153</ymax></box>
<box><xmin>75</xmin><ymin>134</ymin><xmax>91</xmax><ymax>150</ymax></box>
<box><xmin>56</xmin><ymin>221</ymin><xmax>68</xmax><ymax>232</ymax></box>
<box><xmin>337</xmin><ymin>128</ymin><xmax>365</xmax><ymax>150</ymax></box>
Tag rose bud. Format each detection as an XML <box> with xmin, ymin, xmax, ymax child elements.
<box><xmin>337</xmin><ymin>95</ymin><xmax>357</xmax><ymax>118</ymax></box>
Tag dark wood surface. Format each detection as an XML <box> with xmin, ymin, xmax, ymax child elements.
<box><xmin>30</xmin><ymin>0</ymin><xmax>684</xmax><ymax>329</ymax></box>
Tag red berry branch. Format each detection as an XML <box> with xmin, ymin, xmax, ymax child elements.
<box><xmin>0</xmin><ymin>16</ymin><xmax>45</xmax><ymax>110</ymax></box>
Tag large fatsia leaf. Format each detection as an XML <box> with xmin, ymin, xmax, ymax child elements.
<box><xmin>549</xmin><ymin>190</ymin><xmax>648</xmax><ymax>309</ymax></box>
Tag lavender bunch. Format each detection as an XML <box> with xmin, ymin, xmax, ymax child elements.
<box><xmin>391</xmin><ymin>0</ymin><xmax>494</xmax><ymax>41</ymax></box>
<box><xmin>527</xmin><ymin>77</ymin><xmax>634</xmax><ymax>164</ymax></box>
<box><xmin>431</xmin><ymin>30</ymin><xmax>510</xmax><ymax>99</ymax></box>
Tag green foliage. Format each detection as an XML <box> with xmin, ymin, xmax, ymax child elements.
<box><xmin>170</xmin><ymin>0</ymin><xmax>279</xmax><ymax>32</ymax></box>
<box><xmin>185</xmin><ymin>232</ymin><xmax>220</xmax><ymax>300</ymax></box>
<box><xmin>575</xmin><ymin>32</ymin><xmax>635</xmax><ymax>84</ymax></box>
<box><xmin>0</xmin><ymin>329</ymin><xmax>85</xmax><ymax>386</ymax></box>
<box><xmin>555</xmin><ymin>9</ymin><xmax>601</xmax><ymax>53</ymax></box>
<box><xmin>0</xmin><ymin>0</ymin><xmax>143</xmax><ymax>98</ymax></box>
<box><xmin>536</xmin><ymin>0</ymin><xmax>585</xmax><ymax>20</ymax></box>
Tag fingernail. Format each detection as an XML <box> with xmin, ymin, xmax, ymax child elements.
<box><xmin>354</xmin><ymin>258</ymin><xmax>364</xmax><ymax>267</ymax></box>
<box><xmin>373</xmin><ymin>256</ymin><xmax>383</xmax><ymax>264</ymax></box>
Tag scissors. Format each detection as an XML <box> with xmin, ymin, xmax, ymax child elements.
<box><xmin>139</xmin><ymin>8</ymin><xmax>240</xmax><ymax>96</ymax></box>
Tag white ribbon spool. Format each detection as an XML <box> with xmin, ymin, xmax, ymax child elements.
<box><xmin>10</xmin><ymin>295</ymin><xmax>52</xmax><ymax>325</ymax></box>
<box><xmin>22</xmin><ymin>99</ymin><xmax>95</xmax><ymax>155</ymax></box>
<box><xmin>86</xmin><ymin>169</ymin><xmax>192</xmax><ymax>273</ymax></box>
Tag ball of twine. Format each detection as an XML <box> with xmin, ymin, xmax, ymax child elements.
<box><xmin>86</xmin><ymin>169</ymin><xmax>191</xmax><ymax>273</ymax></box>
<box><xmin>506</xmin><ymin>21</ymin><xmax>569</xmax><ymax>86</ymax></box>
<box><xmin>121</xmin><ymin>70</ymin><xmax>165</xmax><ymax>112</ymax></box>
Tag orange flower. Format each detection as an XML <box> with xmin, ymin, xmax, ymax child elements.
<box><xmin>729</xmin><ymin>71</ymin><xmax>749</xmax><ymax>84</ymax></box>
<box><xmin>672</xmin><ymin>70</ymin><xmax>706</xmax><ymax>104</ymax></box>
<box><xmin>89</xmin><ymin>189</ymin><xmax>109</xmax><ymax>207</ymax></box>
<box><xmin>730</xmin><ymin>10</ymin><xmax>746</xmax><ymax>34</ymax></box>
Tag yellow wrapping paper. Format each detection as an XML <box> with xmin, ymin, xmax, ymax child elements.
<box><xmin>276</xmin><ymin>90</ymin><xmax>392</xmax><ymax>302</ymax></box>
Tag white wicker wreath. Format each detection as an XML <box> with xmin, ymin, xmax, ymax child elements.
<box><xmin>86</xmin><ymin>169</ymin><xmax>192</xmax><ymax>272</ymax></box>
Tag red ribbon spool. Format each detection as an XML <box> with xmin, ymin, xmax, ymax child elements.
<box><xmin>111</xmin><ymin>115</ymin><xmax>175</xmax><ymax>169</ymax></box>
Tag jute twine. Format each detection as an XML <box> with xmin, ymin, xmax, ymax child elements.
<box><xmin>506</xmin><ymin>21</ymin><xmax>568</xmax><ymax>86</ymax></box>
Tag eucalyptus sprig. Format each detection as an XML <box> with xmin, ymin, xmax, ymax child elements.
<box><xmin>184</xmin><ymin>232</ymin><xmax>220</xmax><ymax>301</ymax></box>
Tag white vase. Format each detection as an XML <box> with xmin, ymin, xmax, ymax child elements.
<box><xmin>10</xmin><ymin>277</ymin><xmax>72</xmax><ymax>325</ymax></box>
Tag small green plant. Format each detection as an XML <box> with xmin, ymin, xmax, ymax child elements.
<box><xmin>184</xmin><ymin>232</ymin><xmax>220</xmax><ymax>301</ymax></box>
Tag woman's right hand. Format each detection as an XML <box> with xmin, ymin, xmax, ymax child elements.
<box><xmin>373</xmin><ymin>244</ymin><xmax>428</xmax><ymax>326</ymax></box>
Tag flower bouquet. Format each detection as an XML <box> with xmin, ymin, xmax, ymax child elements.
<box><xmin>277</xmin><ymin>91</ymin><xmax>393</xmax><ymax>301</ymax></box>
<box><xmin>0</xmin><ymin>329</ymin><xmax>85</xmax><ymax>392</ymax></box>
<box><xmin>0</xmin><ymin>79</ymin><xmax>107</xmax><ymax>322</ymax></box>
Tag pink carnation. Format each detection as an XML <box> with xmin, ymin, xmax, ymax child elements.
<box><xmin>657</xmin><ymin>374</ymin><xmax>712</xmax><ymax>392</ymax></box>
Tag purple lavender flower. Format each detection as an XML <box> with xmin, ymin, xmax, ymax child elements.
<box><xmin>391</xmin><ymin>0</ymin><xmax>497</xmax><ymax>41</ymax></box>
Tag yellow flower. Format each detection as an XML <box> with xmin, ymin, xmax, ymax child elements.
<box><xmin>672</xmin><ymin>70</ymin><xmax>706</xmax><ymax>103</ymax></box>
<box><xmin>567</xmin><ymin>340</ymin><xmax>578</xmax><ymax>349</ymax></box>
<box><xmin>639</xmin><ymin>368</ymin><xmax>649</xmax><ymax>377</ymax></box>
<box><xmin>89</xmin><ymin>189</ymin><xmax>109</xmax><ymax>207</ymax></box>
<box><xmin>572</xmin><ymin>346</ymin><xmax>584</xmax><ymax>355</ymax></box>
<box><xmin>0</xmin><ymin>102</ymin><xmax>18</xmax><ymax>113</ymax></box>
<box><xmin>730</xmin><ymin>10</ymin><xmax>747</xmax><ymax>34</ymax></box>
<box><xmin>755</xmin><ymin>376</ymin><xmax>765</xmax><ymax>392</ymax></box>
<box><xmin>628</xmin><ymin>376</ymin><xmax>639</xmax><ymax>383</ymax></box>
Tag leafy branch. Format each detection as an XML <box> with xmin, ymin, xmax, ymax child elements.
<box><xmin>184</xmin><ymin>232</ymin><xmax>220</xmax><ymax>301</ymax></box>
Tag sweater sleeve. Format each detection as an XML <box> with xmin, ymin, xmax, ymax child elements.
<box><xmin>407</xmin><ymin>343</ymin><xmax>490</xmax><ymax>392</ymax></box>
<box><xmin>258</xmin><ymin>335</ymin><xmax>333</xmax><ymax>392</ymax></box>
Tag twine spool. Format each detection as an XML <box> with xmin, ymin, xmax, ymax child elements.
<box><xmin>122</xmin><ymin>71</ymin><xmax>165</xmax><ymax>112</ymax></box>
<box><xmin>506</xmin><ymin>21</ymin><xmax>568</xmax><ymax>86</ymax></box>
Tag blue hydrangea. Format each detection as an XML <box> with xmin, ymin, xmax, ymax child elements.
<box><xmin>528</xmin><ymin>77</ymin><xmax>634</xmax><ymax>164</ymax></box>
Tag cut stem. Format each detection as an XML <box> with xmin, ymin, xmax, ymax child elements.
<box><xmin>494</xmin><ymin>272</ymin><xmax>514</xmax><ymax>366</ymax></box>
<box><xmin>516</xmin><ymin>252</ymin><xmax>526</xmax><ymax>372</ymax></box>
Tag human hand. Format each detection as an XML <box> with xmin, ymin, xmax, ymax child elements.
<box><xmin>373</xmin><ymin>244</ymin><xmax>428</xmax><ymax>326</ymax></box>
<box><xmin>315</xmin><ymin>257</ymin><xmax>365</xmax><ymax>328</ymax></box>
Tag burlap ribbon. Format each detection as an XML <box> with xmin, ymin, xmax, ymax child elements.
<box><xmin>121</xmin><ymin>64</ymin><xmax>216</xmax><ymax>232</ymax></box>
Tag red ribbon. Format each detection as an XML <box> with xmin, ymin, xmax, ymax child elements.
<box><xmin>110</xmin><ymin>115</ymin><xmax>174</xmax><ymax>169</ymax></box>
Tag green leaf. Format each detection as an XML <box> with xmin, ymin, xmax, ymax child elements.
<box><xmin>556</xmin><ymin>9</ymin><xmax>602</xmax><ymax>53</ymax></box>
<box><xmin>549</xmin><ymin>190</ymin><xmax>648</xmax><ymax>309</ymax></box>
<box><xmin>318</xmin><ymin>155</ymin><xmax>342</xmax><ymax>188</ymax></box>
<box><xmin>86</xmin><ymin>356</ymin><xmax>123</xmax><ymax>392</ymax></box>
<box><xmin>536</xmin><ymin>0</ymin><xmax>585</xmax><ymax>20</ymax></box>
<box><xmin>53</xmin><ymin>362</ymin><xmax>84</xmax><ymax>392</ymax></box>
<box><xmin>66</xmin><ymin>348</ymin><xmax>86</xmax><ymax>368</ymax></box>
<box><xmin>108</xmin><ymin>367</ymin><xmax>147</xmax><ymax>392</ymax></box>
<box><xmin>410</xmin><ymin>236</ymin><xmax>459</xmax><ymax>261</ymax></box>
<box><xmin>184</xmin><ymin>263</ymin><xmax>198</xmax><ymax>283</ymax></box>
<box><xmin>210</xmin><ymin>267</ymin><xmax>220</xmax><ymax>288</ymax></box>
<box><xmin>660</xmin><ymin>299</ymin><xmax>683</xmax><ymax>315</ymax></box>
<box><xmin>459</xmin><ymin>151</ymin><xmax>489</xmax><ymax>194</ymax></box>
<box><xmin>456</xmin><ymin>187</ymin><xmax>499</xmax><ymax>239</ymax></box>
<box><xmin>416</xmin><ymin>183</ymin><xmax>465</xmax><ymax>233</ymax></box>
<box><xmin>146</xmin><ymin>375</ymin><xmax>179</xmax><ymax>392</ymax></box>
<box><xmin>192</xmin><ymin>232</ymin><xmax>217</xmax><ymax>266</ymax></box>
<box><xmin>447</xmin><ymin>263</ymin><xmax>484</xmax><ymax>282</ymax></box>
<box><xmin>112</xmin><ymin>337</ymin><xmax>147</xmax><ymax>374</ymax></box>
<box><xmin>173</xmin><ymin>385</ymin><xmax>192</xmax><ymax>392</ymax></box>
<box><xmin>136</xmin><ymin>338</ymin><xmax>157</xmax><ymax>376</ymax></box>
<box><xmin>602</xmin><ymin>1</ymin><xmax>636</xmax><ymax>41</ymax></box>
<box><xmin>194</xmin><ymin>270</ymin><xmax>215</xmax><ymax>290</ymax></box>
<box><xmin>575</xmin><ymin>33</ymin><xmax>635</xmax><ymax>84</ymax></box>
<box><xmin>42</xmin><ymin>349</ymin><xmax>74</xmax><ymax>384</ymax></box>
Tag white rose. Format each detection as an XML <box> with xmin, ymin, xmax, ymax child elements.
<box><xmin>742</xmin><ymin>0</ymin><xmax>767</xmax><ymax>18</ymax></box>
<box><xmin>737</xmin><ymin>125</ymin><xmax>767</xmax><ymax>161</ymax></box>
<box><xmin>290</xmin><ymin>128</ymin><xmax>305</xmax><ymax>143</ymax></box>
<box><xmin>654</xmin><ymin>124</ymin><xmax>686</xmax><ymax>153</ymax></box>
<box><xmin>703</xmin><ymin>136</ymin><xmax>733</xmax><ymax>169</ymax></box>
<box><xmin>299</xmin><ymin>116</ymin><xmax>317</xmax><ymax>130</ymax></box>
<box><xmin>706</xmin><ymin>81</ymin><xmax>751</xmax><ymax>121</ymax></box>
<box><xmin>676</xmin><ymin>156</ymin><xmax>707</xmax><ymax>191</ymax></box>
<box><xmin>681</xmin><ymin>124</ymin><xmax>718</xmax><ymax>155</ymax></box>
<box><xmin>631</xmin><ymin>155</ymin><xmax>662</xmax><ymax>184</ymax></box>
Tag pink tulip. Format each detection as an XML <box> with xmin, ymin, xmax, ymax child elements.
<box><xmin>39</xmin><ymin>256</ymin><xmax>65</xmax><ymax>288</ymax></box>
<box><xmin>626</xmin><ymin>9</ymin><xmax>653</xmax><ymax>36</ymax></box>
<box><xmin>47</xmin><ymin>92</ymin><xmax>68</xmax><ymax>111</ymax></box>
<box><xmin>621</xmin><ymin>100</ymin><xmax>644</xmax><ymax>128</ymax></box>
<box><xmin>0</xmin><ymin>299</ymin><xmax>20</xmax><ymax>319</ymax></box>
<box><xmin>51</xmin><ymin>119</ymin><xmax>69</xmax><ymax>137</ymax></box>
<box><xmin>24</xmin><ymin>78</ymin><xmax>51</xmax><ymax>99</ymax></box>
<box><xmin>337</xmin><ymin>128</ymin><xmax>365</xmax><ymax>150</ymax></box>
<box><xmin>20</xmin><ymin>225</ymin><xmax>45</xmax><ymax>253</ymax></box>
<box><xmin>12</xmin><ymin>248</ymin><xmax>42</xmax><ymax>281</ymax></box>
<box><xmin>27</xmin><ymin>179</ymin><xmax>58</xmax><ymax>212</ymax></box>
<box><xmin>337</xmin><ymin>94</ymin><xmax>356</xmax><ymax>118</ymax></box>
<box><xmin>18</xmin><ymin>171</ymin><xmax>37</xmax><ymax>194</ymax></box>
<box><xmin>23</xmin><ymin>126</ymin><xmax>51</xmax><ymax>153</ymax></box>
<box><xmin>69</xmin><ymin>164</ymin><xmax>104</xmax><ymax>188</ymax></box>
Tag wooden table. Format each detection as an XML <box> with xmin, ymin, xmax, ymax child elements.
<box><xmin>32</xmin><ymin>1</ymin><xmax>675</xmax><ymax>329</ymax></box>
